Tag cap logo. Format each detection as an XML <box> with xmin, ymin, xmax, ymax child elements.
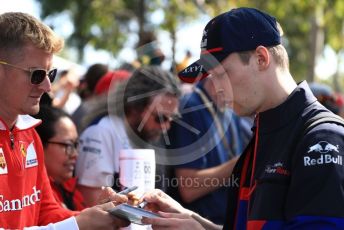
<box><xmin>201</xmin><ymin>30</ymin><xmax>208</xmax><ymax>49</ymax></box>
<box><xmin>182</xmin><ymin>65</ymin><xmax>203</xmax><ymax>73</ymax></box>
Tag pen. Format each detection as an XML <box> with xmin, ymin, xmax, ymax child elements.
<box><xmin>99</xmin><ymin>186</ymin><xmax>138</xmax><ymax>203</ymax></box>
<box><xmin>137</xmin><ymin>200</ymin><xmax>147</xmax><ymax>209</ymax></box>
<box><xmin>118</xmin><ymin>186</ymin><xmax>138</xmax><ymax>195</ymax></box>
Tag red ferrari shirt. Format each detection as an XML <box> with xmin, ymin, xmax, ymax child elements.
<box><xmin>0</xmin><ymin>115</ymin><xmax>73</xmax><ymax>229</ymax></box>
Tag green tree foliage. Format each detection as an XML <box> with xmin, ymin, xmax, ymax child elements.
<box><xmin>37</xmin><ymin>0</ymin><xmax>344</xmax><ymax>84</ymax></box>
<box><xmin>158</xmin><ymin>0</ymin><xmax>199</xmax><ymax>69</ymax></box>
<box><xmin>37</xmin><ymin>0</ymin><xmax>199</xmax><ymax>65</ymax></box>
<box><xmin>201</xmin><ymin>0</ymin><xmax>316</xmax><ymax>81</ymax></box>
<box><xmin>37</xmin><ymin>0</ymin><xmax>143</xmax><ymax>62</ymax></box>
<box><xmin>322</xmin><ymin>0</ymin><xmax>344</xmax><ymax>91</ymax></box>
<box><xmin>203</xmin><ymin>0</ymin><xmax>344</xmax><ymax>83</ymax></box>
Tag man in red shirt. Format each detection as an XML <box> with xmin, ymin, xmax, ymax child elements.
<box><xmin>0</xmin><ymin>12</ymin><xmax>128</xmax><ymax>229</ymax></box>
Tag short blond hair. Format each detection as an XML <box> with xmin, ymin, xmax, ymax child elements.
<box><xmin>238</xmin><ymin>45</ymin><xmax>289</xmax><ymax>70</ymax></box>
<box><xmin>0</xmin><ymin>12</ymin><xmax>64</xmax><ymax>54</ymax></box>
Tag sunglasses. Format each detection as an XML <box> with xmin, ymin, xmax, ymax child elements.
<box><xmin>47</xmin><ymin>140</ymin><xmax>79</xmax><ymax>156</ymax></box>
<box><xmin>154</xmin><ymin>113</ymin><xmax>181</xmax><ymax>123</ymax></box>
<box><xmin>0</xmin><ymin>60</ymin><xmax>57</xmax><ymax>85</ymax></box>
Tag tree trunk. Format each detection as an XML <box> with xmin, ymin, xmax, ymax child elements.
<box><xmin>333</xmin><ymin>53</ymin><xmax>341</xmax><ymax>92</ymax></box>
<box><xmin>138</xmin><ymin>0</ymin><xmax>146</xmax><ymax>46</ymax></box>
<box><xmin>308</xmin><ymin>6</ymin><xmax>324</xmax><ymax>82</ymax></box>
<box><xmin>170</xmin><ymin>27</ymin><xmax>176</xmax><ymax>73</ymax></box>
<box><xmin>77</xmin><ymin>43</ymin><xmax>84</xmax><ymax>63</ymax></box>
<box><xmin>333</xmin><ymin>22</ymin><xmax>344</xmax><ymax>93</ymax></box>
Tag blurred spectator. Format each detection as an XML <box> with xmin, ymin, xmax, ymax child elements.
<box><xmin>72</xmin><ymin>64</ymin><xmax>109</xmax><ymax>132</ymax></box>
<box><xmin>75</xmin><ymin>66</ymin><xmax>181</xmax><ymax>206</ymax></box>
<box><xmin>136</xmin><ymin>31</ymin><xmax>165</xmax><ymax>66</ymax></box>
<box><xmin>78</xmin><ymin>63</ymin><xmax>108</xmax><ymax>99</ymax></box>
<box><xmin>175</xmin><ymin>50</ymin><xmax>192</xmax><ymax>73</ymax></box>
<box><xmin>335</xmin><ymin>93</ymin><xmax>344</xmax><ymax>118</ymax></box>
<box><xmin>52</xmin><ymin>69</ymin><xmax>81</xmax><ymax>114</ymax></box>
<box><xmin>118</xmin><ymin>61</ymin><xmax>141</xmax><ymax>73</ymax></box>
<box><xmin>93</xmin><ymin>70</ymin><xmax>131</xmax><ymax>96</ymax></box>
<box><xmin>174</xmin><ymin>50</ymin><xmax>194</xmax><ymax>95</ymax></box>
<box><xmin>73</xmin><ymin>70</ymin><xmax>132</xmax><ymax>133</ymax></box>
<box><xmin>167</xmin><ymin>77</ymin><xmax>252</xmax><ymax>224</ymax></box>
<box><xmin>309</xmin><ymin>82</ymin><xmax>340</xmax><ymax>114</ymax></box>
<box><xmin>34</xmin><ymin>106</ymin><xmax>86</xmax><ymax>211</ymax></box>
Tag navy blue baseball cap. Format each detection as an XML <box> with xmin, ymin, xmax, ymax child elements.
<box><xmin>178</xmin><ymin>7</ymin><xmax>281</xmax><ymax>83</ymax></box>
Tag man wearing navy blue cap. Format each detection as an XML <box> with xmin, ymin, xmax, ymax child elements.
<box><xmin>178</xmin><ymin>7</ymin><xmax>281</xmax><ymax>84</ymax></box>
<box><xmin>141</xmin><ymin>7</ymin><xmax>344</xmax><ymax>230</ymax></box>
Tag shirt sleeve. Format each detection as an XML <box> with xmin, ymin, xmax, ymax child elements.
<box><xmin>23</xmin><ymin>217</ymin><xmax>78</xmax><ymax>230</ymax></box>
<box><xmin>75</xmin><ymin>125</ymin><xmax>116</xmax><ymax>187</ymax></box>
<box><xmin>284</xmin><ymin>122</ymin><xmax>344</xmax><ymax>228</ymax></box>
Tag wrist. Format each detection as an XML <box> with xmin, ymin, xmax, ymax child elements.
<box><xmin>75</xmin><ymin>208</ymin><xmax>90</xmax><ymax>230</ymax></box>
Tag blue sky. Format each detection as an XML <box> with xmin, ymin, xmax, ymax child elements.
<box><xmin>0</xmin><ymin>0</ymin><xmax>39</xmax><ymax>17</ymax></box>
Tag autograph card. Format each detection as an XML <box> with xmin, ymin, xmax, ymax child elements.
<box><xmin>108</xmin><ymin>204</ymin><xmax>161</xmax><ymax>225</ymax></box>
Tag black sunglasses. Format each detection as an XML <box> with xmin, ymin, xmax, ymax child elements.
<box><xmin>154</xmin><ymin>113</ymin><xmax>181</xmax><ymax>123</ymax></box>
<box><xmin>0</xmin><ymin>60</ymin><xmax>57</xmax><ymax>85</ymax></box>
<box><xmin>47</xmin><ymin>141</ymin><xmax>79</xmax><ymax>156</ymax></box>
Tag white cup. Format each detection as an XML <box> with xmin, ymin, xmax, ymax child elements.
<box><xmin>119</xmin><ymin>149</ymin><xmax>156</xmax><ymax>196</ymax></box>
<box><xmin>119</xmin><ymin>149</ymin><xmax>155</xmax><ymax>229</ymax></box>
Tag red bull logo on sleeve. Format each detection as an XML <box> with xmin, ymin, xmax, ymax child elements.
<box><xmin>307</xmin><ymin>141</ymin><xmax>339</xmax><ymax>153</ymax></box>
<box><xmin>304</xmin><ymin>141</ymin><xmax>342</xmax><ymax>166</ymax></box>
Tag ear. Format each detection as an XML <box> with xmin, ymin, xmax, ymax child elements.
<box><xmin>255</xmin><ymin>46</ymin><xmax>270</xmax><ymax>71</ymax></box>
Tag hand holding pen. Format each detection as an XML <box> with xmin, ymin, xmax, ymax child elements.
<box><xmin>98</xmin><ymin>186</ymin><xmax>138</xmax><ymax>204</ymax></box>
<box><xmin>98</xmin><ymin>185</ymin><xmax>151</xmax><ymax>210</ymax></box>
<box><xmin>118</xmin><ymin>186</ymin><xmax>138</xmax><ymax>195</ymax></box>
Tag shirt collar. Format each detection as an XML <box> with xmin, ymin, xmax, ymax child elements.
<box><xmin>258</xmin><ymin>81</ymin><xmax>317</xmax><ymax>133</ymax></box>
<box><xmin>0</xmin><ymin>115</ymin><xmax>41</xmax><ymax>131</ymax></box>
